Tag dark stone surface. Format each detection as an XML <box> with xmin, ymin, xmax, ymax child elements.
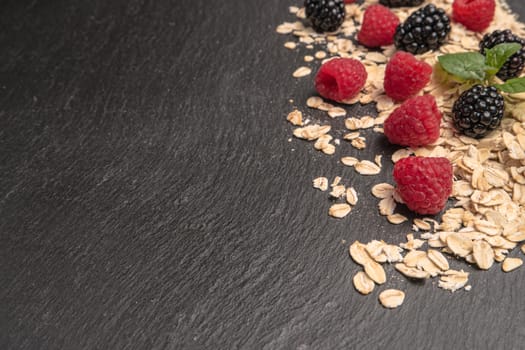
<box><xmin>1</xmin><ymin>0</ymin><xmax>524</xmax><ymax>349</ymax></box>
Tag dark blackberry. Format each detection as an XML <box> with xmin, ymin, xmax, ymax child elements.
<box><xmin>379</xmin><ymin>0</ymin><xmax>424</xmax><ymax>8</ymax></box>
<box><xmin>479</xmin><ymin>29</ymin><xmax>525</xmax><ymax>81</ymax></box>
<box><xmin>304</xmin><ymin>0</ymin><xmax>345</xmax><ymax>33</ymax></box>
<box><xmin>452</xmin><ymin>85</ymin><xmax>504</xmax><ymax>138</ymax></box>
<box><xmin>394</xmin><ymin>4</ymin><xmax>451</xmax><ymax>54</ymax></box>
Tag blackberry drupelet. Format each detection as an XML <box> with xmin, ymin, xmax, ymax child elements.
<box><xmin>479</xmin><ymin>29</ymin><xmax>525</xmax><ymax>81</ymax></box>
<box><xmin>304</xmin><ymin>0</ymin><xmax>346</xmax><ymax>33</ymax></box>
<box><xmin>379</xmin><ymin>0</ymin><xmax>423</xmax><ymax>8</ymax></box>
<box><xmin>452</xmin><ymin>85</ymin><xmax>504</xmax><ymax>138</ymax></box>
<box><xmin>394</xmin><ymin>4</ymin><xmax>451</xmax><ymax>54</ymax></box>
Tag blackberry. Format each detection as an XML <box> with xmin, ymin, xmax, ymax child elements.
<box><xmin>379</xmin><ymin>0</ymin><xmax>424</xmax><ymax>8</ymax></box>
<box><xmin>452</xmin><ymin>85</ymin><xmax>504</xmax><ymax>138</ymax></box>
<box><xmin>394</xmin><ymin>4</ymin><xmax>451</xmax><ymax>54</ymax></box>
<box><xmin>479</xmin><ymin>30</ymin><xmax>525</xmax><ymax>81</ymax></box>
<box><xmin>304</xmin><ymin>0</ymin><xmax>345</xmax><ymax>33</ymax></box>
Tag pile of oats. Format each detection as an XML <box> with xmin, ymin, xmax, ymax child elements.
<box><xmin>278</xmin><ymin>0</ymin><xmax>525</xmax><ymax>308</ymax></box>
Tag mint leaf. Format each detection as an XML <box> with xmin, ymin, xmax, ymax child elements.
<box><xmin>484</xmin><ymin>43</ymin><xmax>522</xmax><ymax>76</ymax></box>
<box><xmin>493</xmin><ymin>77</ymin><xmax>525</xmax><ymax>93</ymax></box>
<box><xmin>438</xmin><ymin>52</ymin><xmax>486</xmax><ymax>81</ymax></box>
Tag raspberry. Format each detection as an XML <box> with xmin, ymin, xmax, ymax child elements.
<box><xmin>452</xmin><ymin>0</ymin><xmax>495</xmax><ymax>33</ymax></box>
<box><xmin>305</xmin><ymin>0</ymin><xmax>346</xmax><ymax>33</ymax></box>
<box><xmin>357</xmin><ymin>5</ymin><xmax>400</xmax><ymax>48</ymax></box>
<box><xmin>452</xmin><ymin>85</ymin><xmax>504</xmax><ymax>138</ymax></box>
<box><xmin>394</xmin><ymin>4</ymin><xmax>451</xmax><ymax>54</ymax></box>
<box><xmin>393</xmin><ymin>157</ymin><xmax>453</xmax><ymax>215</ymax></box>
<box><xmin>384</xmin><ymin>51</ymin><xmax>433</xmax><ymax>101</ymax></box>
<box><xmin>315</xmin><ymin>58</ymin><xmax>367</xmax><ymax>102</ymax></box>
<box><xmin>384</xmin><ymin>95</ymin><xmax>442</xmax><ymax>147</ymax></box>
<box><xmin>344</xmin><ymin>0</ymin><xmax>356</xmax><ymax>3</ymax></box>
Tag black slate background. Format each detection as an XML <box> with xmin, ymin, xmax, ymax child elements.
<box><xmin>2</xmin><ymin>0</ymin><xmax>525</xmax><ymax>349</ymax></box>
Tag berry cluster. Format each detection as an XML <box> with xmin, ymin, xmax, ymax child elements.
<box><xmin>297</xmin><ymin>0</ymin><xmax>525</xmax><ymax>216</ymax></box>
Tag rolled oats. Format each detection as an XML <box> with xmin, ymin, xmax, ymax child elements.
<box><xmin>353</xmin><ymin>271</ymin><xmax>375</xmax><ymax>295</ymax></box>
<box><xmin>502</xmin><ymin>257</ymin><xmax>523</xmax><ymax>272</ymax></box>
<box><xmin>379</xmin><ymin>289</ymin><xmax>405</xmax><ymax>309</ymax></box>
<box><xmin>312</xmin><ymin>177</ymin><xmax>329</xmax><ymax>191</ymax></box>
<box><xmin>395</xmin><ymin>263</ymin><xmax>430</xmax><ymax>279</ymax></box>
<box><xmin>427</xmin><ymin>249</ymin><xmax>450</xmax><ymax>271</ymax></box>
<box><xmin>292</xmin><ymin>66</ymin><xmax>312</xmax><ymax>78</ymax></box>
<box><xmin>472</xmin><ymin>240</ymin><xmax>495</xmax><ymax>270</ymax></box>
<box><xmin>329</xmin><ymin>203</ymin><xmax>352</xmax><ymax>218</ymax></box>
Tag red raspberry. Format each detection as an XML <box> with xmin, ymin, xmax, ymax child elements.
<box><xmin>357</xmin><ymin>5</ymin><xmax>399</xmax><ymax>48</ymax></box>
<box><xmin>393</xmin><ymin>156</ymin><xmax>453</xmax><ymax>215</ymax></box>
<box><xmin>344</xmin><ymin>0</ymin><xmax>356</xmax><ymax>3</ymax></box>
<box><xmin>384</xmin><ymin>95</ymin><xmax>442</xmax><ymax>147</ymax></box>
<box><xmin>384</xmin><ymin>51</ymin><xmax>432</xmax><ymax>101</ymax></box>
<box><xmin>452</xmin><ymin>0</ymin><xmax>495</xmax><ymax>33</ymax></box>
<box><xmin>315</xmin><ymin>58</ymin><xmax>367</xmax><ymax>102</ymax></box>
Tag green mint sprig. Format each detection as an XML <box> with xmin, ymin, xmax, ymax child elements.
<box><xmin>437</xmin><ymin>43</ymin><xmax>525</xmax><ymax>93</ymax></box>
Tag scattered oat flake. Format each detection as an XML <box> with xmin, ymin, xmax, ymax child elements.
<box><xmin>403</xmin><ymin>250</ymin><xmax>427</xmax><ymax>267</ymax></box>
<box><xmin>378</xmin><ymin>196</ymin><xmax>396</xmax><ymax>216</ymax></box>
<box><xmin>341</xmin><ymin>156</ymin><xmax>358</xmax><ymax>166</ymax></box>
<box><xmin>292</xmin><ymin>66</ymin><xmax>312</xmax><ymax>78</ymax></box>
<box><xmin>293</xmin><ymin>124</ymin><xmax>330</xmax><ymax>140</ymax></box>
<box><xmin>446</xmin><ymin>233</ymin><xmax>473</xmax><ymax>258</ymax></box>
<box><xmin>363</xmin><ymin>260</ymin><xmax>386</xmax><ymax>284</ymax></box>
<box><xmin>331</xmin><ymin>176</ymin><xmax>342</xmax><ymax>187</ymax></box>
<box><xmin>438</xmin><ymin>270</ymin><xmax>469</xmax><ymax>292</ymax></box>
<box><xmin>328</xmin><ymin>107</ymin><xmax>346</xmax><ymax>118</ymax></box>
<box><xmin>304</xmin><ymin>55</ymin><xmax>314</xmax><ymax>62</ymax></box>
<box><xmin>395</xmin><ymin>263</ymin><xmax>430</xmax><ymax>279</ymax></box>
<box><xmin>472</xmin><ymin>240</ymin><xmax>495</xmax><ymax>270</ymax></box>
<box><xmin>315</xmin><ymin>50</ymin><xmax>327</xmax><ymax>59</ymax></box>
<box><xmin>355</xmin><ymin>160</ymin><xmax>381</xmax><ymax>175</ymax></box>
<box><xmin>346</xmin><ymin>187</ymin><xmax>358</xmax><ymax>205</ymax></box>
<box><xmin>353</xmin><ymin>271</ymin><xmax>375</xmax><ymax>295</ymax></box>
<box><xmin>288</xmin><ymin>5</ymin><xmax>299</xmax><ymax>14</ymax></box>
<box><xmin>306</xmin><ymin>96</ymin><xmax>323</xmax><ymax>108</ymax></box>
<box><xmin>392</xmin><ymin>149</ymin><xmax>413</xmax><ymax>163</ymax></box>
<box><xmin>379</xmin><ymin>289</ymin><xmax>405</xmax><ymax>309</ymax></box>
<box><xmin>343</xmin><ymin>132</ymin><xmax>360</xmax><ymax>140</ymax></box>
<box><xmin>351</xmin><ymin>137</ymin><xmax>366</xmax><ymax>149</ymax></box>
<box><xmin>414</xmin><ymin>219</ymin><xmax>431</xmax><ymax>231</ymax></box>
<box><xmin>387</xmin><ymin>214</ymin><xmax>408</xmax><ymax>225</ymax></box>
<box><xmin>284</xmin><ymin>41</ymin><xmax>297</xmax><ymax>49</ymax></box>
<box><xmin>371</xmin><ymin>183</ymin><xmax>394</xmax><ymax>198</ymax></box>
<box><xmin>330</xmin><ymin>185</ymin><xmax>346</xmax><ymax>198</ymax></box>
<box><xmin>329</xmin><ymin>203</ymin><xmax>351</xmax><ymax>218</ymax></box>
<box><xmin>287</xmin><ymin>110</ymin><xmax>303</xmax><ymax>126</ymax></box>
<box><xmin>349</xmin><ymin>241</ymin><xmax>372</xmax><ymax>266</ymax></box>
<box><xmin>427</xmin><ymin>249</ymin><xmax>449</xmax><ymax>271</ymax></box>
<box><xmin>312</xmin><ymin>177</ymin><xmax>328</xmax><ymax>191</ymax></box>
<box><xmin>502</xmin><ymin>257</ymin><xmax>523</xmax><ymax>272</ymax></box>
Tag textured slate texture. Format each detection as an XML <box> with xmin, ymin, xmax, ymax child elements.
<box><xmin>1</xmin><ymin>0</ymin><xmax>525</xmax><ymax>349</ymax></box>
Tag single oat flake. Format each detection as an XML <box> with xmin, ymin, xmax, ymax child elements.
<box><xmin>353</xmin><ymin>271</ymin><xmax>375</xmax><ymax>295</ymax></box>
<box><xmin>502</xmin><ymin>257</ymin><xmax>523</xmax><ymax>272</ymax></box>
<box><xmin>379</xmin><ymin>289</ymin><xmax>405</xmax><ymax>309</ymax></box>
<box><xmin>328</xmin><ymin>203</ymin><xmax>352</xmax><ymax>218</ymax></box>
